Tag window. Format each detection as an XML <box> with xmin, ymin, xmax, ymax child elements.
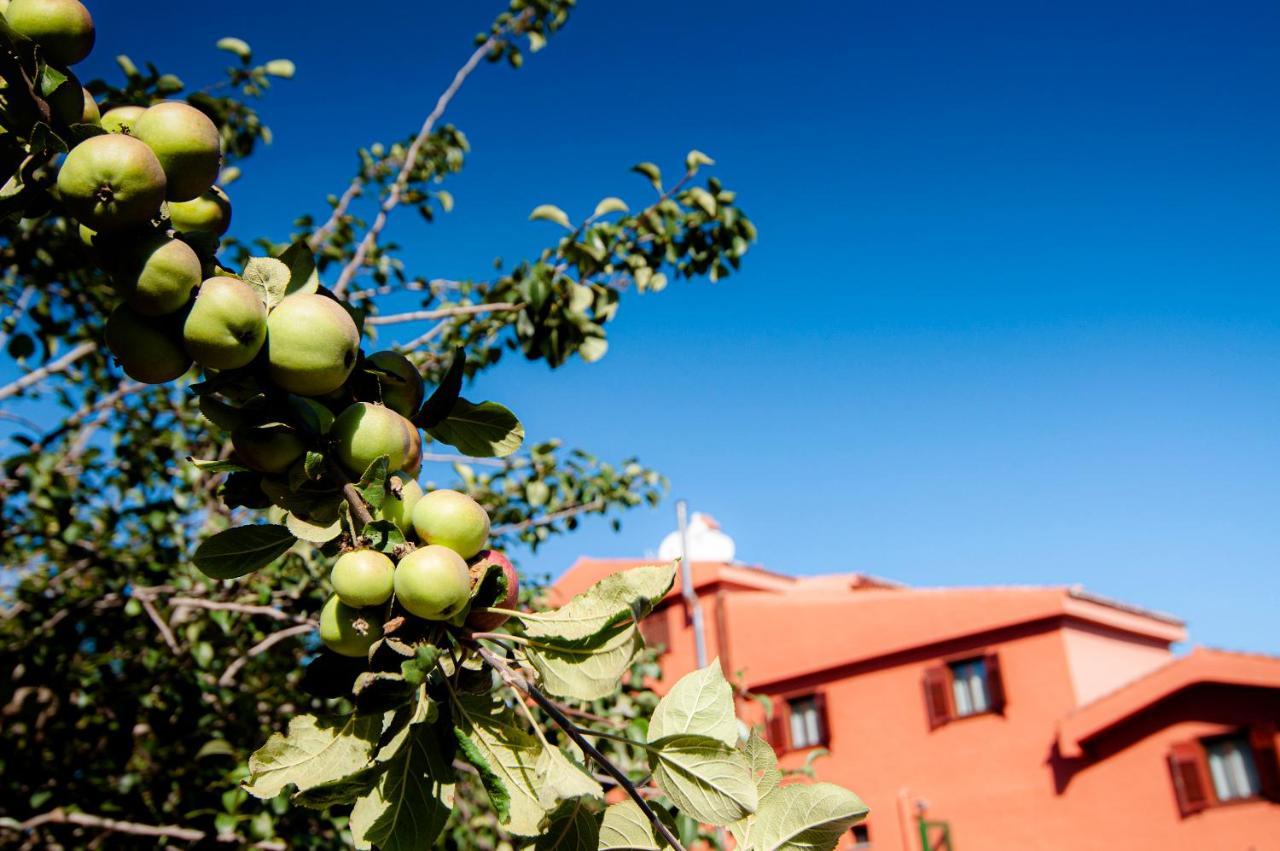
<box><xmin>850</xmin><ymin>823</ymin><xmax>871</xmax><ymax>847</ymax></box>
<box><xmin>922</xmin><ymin>652</ymin><xmax>1005</xmax><ymax>729</ymax></box>
<box><xmin>949</xmin><ymin>658</ymin><xmax>990</xmax><ymax>717</ymax></box>
<box><xmin>1168</xmin><ymin>726</ymin><xmax>1280</xmax><ymax>817</ymax></box>
<box><xmin>1205</xmin><ymin>736</ymin><xmax>1261</xmax><ymax>802</ymax></box>
<box><xmin>769</xmin><ymin>692</ymin><xmax>829</xmax><ymax>751</ymax></box>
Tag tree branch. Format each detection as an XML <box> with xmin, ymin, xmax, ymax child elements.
<box><xmin>135</xmin><ymin>593</ymin><xmax>181</xmax><ymax>654</ymax></box>
<box><xmin>331</xmin><ymin>18</ymin><xmax>525</xmax><ymax>296</ymax></box>
<box><xmin>165</xmin><ymin>596</ymin><xmax>308</xmax><ymax>623</ymax></box>
<box><xmin>472</xmin><ymin>643</ymin><xmax>686</xmax><ymax>851</ymax></box>
<box><xmin>1</xmin><ymin>809</ymin><xmax>285</xmax><ymax>849</ymax></box>
<box><xmin>493</xmin><ymin>499</ymin><xmax>607</xmax><ymax>535</ymax></box>
<box><xmin>218</xmin><ymin>622</ymin><xmax>315</xmax><ymax>687</ymax></box>
<box><xmin>365</xmin><ymin>302</ymin><xmax>523</xmax><ymax>326</ymax></box>
<box><xmin>306</xmin><ymin>176</ymin><xmax>364</xmax><ymax>251</ymax></box>
<box><xmin>0</xmin><ymin>284</ymin><xmax>35</xmax><ymax>351</ymax></box>
<box><xmin>0</xmin><ymin>340</ymin><xmax>95</xmax><ymax>403</ymax></box>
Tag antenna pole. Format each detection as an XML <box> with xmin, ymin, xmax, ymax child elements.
<box><xmin>677</xmin><ymin>499</ymin><xmax>708</xmax><ymax>668</ymax></box>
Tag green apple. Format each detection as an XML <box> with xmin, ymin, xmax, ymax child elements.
<box><xmin>411</xmin><ymin>489</ymin><xmax>490</xmax><ymax>559</ymax></box>
<box><xmin>331</xmin><ymin>549</ymin><xmax>395</xmax><ymax>608</ymax></box>
<box><xmin>331</xmin><ymin>402</ymin><xmax>413</xmax><ymax>476</ymax></box>
<box><xmin>5</xmin><ymin>0</ymin><xmax>95</xmax><ymax>65</ymax></box>
<box><xmin>45</xmin><ymin>72</ymin><xmax>83</xmax><ymax>126</ymax></box>
<box><xmin>183</xmin><ymin>276</ymin><xmax>266</xmax><ymax>369</ymax></box>
<box><xmin>465</xmin><ymin>550</ymin><xmax>519</xmax><ymax>631</ymax></box>
<box><xmin>100</xmin><ymin>104</ymin><xmax>144</xmax><ymax>134</ymax></box>
<box><xmin>167</xmin><ymin>185</ymin><xmax>231</xmax><ymax>236</ymax></box>
<box><xmin>365</xmin><ymin>350</ymin><xmax>424</xmax><ymax>417</ymax></box>
<box><xmin>403</xmin><ymin>423</ymin><xmax>422</xmax><ymax>477</ymax></box>
<box><xmin>104</xmin><ymin>304</ymin><xmax>190</xmax><ymax>384</ymax></box>
<box><xmin>319</xmin><ymin>595</ymin><xmax>382</xmax><ymax>658</ymax></box>
<box><xmin>56</xmin><ymin>134</ymin><xmax>166</xmax><ymax>231</ymax></box>
<box><xmin>132</xmin><ymin>101</ymin><xmax>221</xmax><ymax>201</ymax></box>
<box><xmin>393</xmin><ymin>545</ymin><xmax>471</xmax><ymax>621</ymax></box>
<box><xmin>266</xmin><ymin>294</ymin><xmax>360</xmax><ymax>396</ymax></box>
<box><xmin>231</xmin><ymin>423</ymin><xmax>304</xmax><ymax>474</ymax></box>
<box><xmin>111</xmin><ymin>232</ymin><xmax>200</xmax><ymax>316</ymax></box>
<box><xmin>78</xmin><ymin>87</ymin><xmax>99</xmax><ymax>124</ymax></box>
<box><xmin>382</xmin><ymin>475</ymin><xmax>423</xmax><ymax>537</ymax></box>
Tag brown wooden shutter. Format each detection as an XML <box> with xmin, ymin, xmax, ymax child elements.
<box><xmin>1168</xmin><ymin>741</ymin><xmax>1211</xmax><ymax>816</ymax></box>
<box><xmin>984</xmin><ymin>652</ymin><xmax>1006</xmax><ymax>714</ymax></box>
<box><xmin>768</xmin><ymin>699</ymin><xmax>789</xmax><ymax>752</ymax></box>
<box><xmin>813</xmin><ymin>691</ymin><xmax>830</xmax><ymax>746</ymax></box>
<box><xmin>1250</xmin><ymin>723</ymin><xmax>1280</xmax><ymax>802</ymax></box>
<box><xmin>923</xmin><ymin>665</ymin><xmax>952</xmax><ymax>729</ymax></box>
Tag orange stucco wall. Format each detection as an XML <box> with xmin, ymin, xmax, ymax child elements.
<box><xmin>1060</xmin><ymin>618</ymin><xmax>1173</xmax><ymax>705</ymax></box>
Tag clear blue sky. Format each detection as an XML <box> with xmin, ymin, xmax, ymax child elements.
<box><xmin>57</xmin><ymin>2</ymin><xmax>1280</xmax><ymax>651</ymax></box>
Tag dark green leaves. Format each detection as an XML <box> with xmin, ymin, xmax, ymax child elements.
<box><xmin>426</xmin><ymin>398</ymin><xmax>524</xmax><ymax>458</ymax></box>
<box><xmin>192</xmin><ymin>524</ymin><xmax>297</xmax><ymax>579</ymax></box>
<box><xmin>416</xmin><ymin>348</ymin><xmax>465</xmax><ymax>427</ymax></box>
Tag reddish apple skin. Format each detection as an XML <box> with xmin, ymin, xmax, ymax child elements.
<box><xmin>465</xmin><ymin>549</ymin><xmax>519</xmax><ymax>631</ymax></box>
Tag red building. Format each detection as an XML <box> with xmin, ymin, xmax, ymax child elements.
<box><xmin>552</xmin><ymin>558</ymin><xmax>1280</xmax><ymax>850</ymax></box>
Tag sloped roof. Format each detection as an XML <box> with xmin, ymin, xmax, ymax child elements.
<box><xmin>1056</xmin><ymin>647</ymin><xmax>1280</xmax><ymax>757</ymax></box>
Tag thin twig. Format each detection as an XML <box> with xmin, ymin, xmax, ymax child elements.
<box><xmin>342</xmin><ymin>482</ymin><xmax>375</xmax><ymax>528</ymax></box>
<box><xmin>493</xmin><ymin>499</ymin><xmax>607</xmax><ymax>535</ymax></box>
<box><xmin>365</xmin><ymin>302</ymin><xmax>523</xmax><ymax>326</ymax></box>
<box><xmin>473</xmin><ymin>644</ymin><xmax>686</xmax><ymax>851</ymax></box>
<box><xmin>218</xmin><ymin>622</ymin><xmax>315</xmax><ymax>687</ymax></box>
<box><xmin>0</xmin><ymin>340</ymin><xmax>95</xmax><ymax>403</ymax></box>
<box><xmin>331</xmin><ymin>19</ymin><xmax>525</xmax><ymax>296</ymax></box>
<box><xmin>347</xmin><ymin>278</ymin><xmax>463</xmax><ymax>301</ymax></box>
<box><xmin>166</xmin><ymin>596</ymin><xmax>306</xmax><ymax>623</ymax></box>
<box><xmin>307</xmin><ymin>176</ymin><xmax>364</xmax><ymax>251</ymax></box>
<box><xmin>0</xmin><ymin>284</ymin><xmax>35</xmax><ymax>351</ymax></box>
<box><xmin>135</xmin><ymin>594</ymin><xmax>180</xmax><ymax>654</ymax></box>
<box><xmin>1</xmin><ymin>809</ymin><xmax>285</xmax><ymax>849</ymax></box>
<box><xmin>420</xmin><ymin>452</ymin><xmax>509</xmax><ymax>467</ymax></box>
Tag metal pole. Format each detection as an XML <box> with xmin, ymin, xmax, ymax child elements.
<box><xmin>676</xmin><ymin>499</ymin><xmax>708</xmax><ymax>668</ymax></box>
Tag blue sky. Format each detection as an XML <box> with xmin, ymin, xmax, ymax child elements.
<box><xmin>31</xmin><ymin>2</ymin><xmax>1280</xmax><ymax>650</ymax></box>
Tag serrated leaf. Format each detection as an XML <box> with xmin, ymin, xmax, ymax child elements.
<box><xmin>537</xmin><ymin>798</ymin><xmax>599</xmax><ymax>851</ymax></box>
<box><xmin>426</xmin><ymin>397</ymin><xmax>523</xmax><ymax>458</ymax></box>
<box><xmin>356</xmin><ymin>456</ymin><xmax>389</xmax><ymax>511</ymax></box>
<box><xmin>193</xmin><ymin>524</ymin><xmax>296</xmax><ymax>580</ymax></box>
<box><xmin>648</xmin><ymin>661</ymin><xmax>737</xmax><ymax>747</ymax></box>
<box><xmin>538</xmin><ymin>746</ymin><xmax>603</xmax><ymax>810</ymax></box>
<box><xmin>631</xmin><ymin>162</ymin><xmax>662</xmax><ymax>191</ymax></box>
<box><xmin>277</xmin><ymin>241</ymin><xmax>320</xmax><ymax>297</ymax></box>
<box><xmin>286</xmin><ymin>512</ymin><xmax>341</xmax><ymax>543</ymax></box>
<box><xmin>750</xmin><ymin>783</ymin><xmax>869</xmax><ymax>851</ymax></box>
<box><xmin>243</xmin><ymin>256</ymin><xmax>291</xmax><ymax>309</ymax></box>
<box><xmin>593</xmin><ymin>197</ymin><xmax>629</xmax><ymax>217</ymax></box>
<box><xmin>523</xmin><ymin>563</ymin><xmax>675</xmax><ymax>645</ymax></box>
<box><xmin>217</xmin><ymin>37</ymin><xmax>252</xmax><ymax>59</ymax></box>
<box><xmin>530</xmin><ymin>204</ymin><xmax>571</xmax><ymax>228</ymax></box>
<box><xmin>599</xmin><ymin>800</ymin><xmax>663</xmax><ymax>851</ymax></box>
<box><xmin>452</xmin><ymin>693</ymin><xmax>547</xmax><ymax>836</ymax></box>
<box><xmin>742</xmin><ymin>733</ymin><xmax>781</xmax><ymax>799</ymax></box>
<box><xmin>264</xmin><ymin>59</ymin><xmax>296</xmax><ymax>78</ymax></box>
<box><xmin>524</xmin><ymin>624</ymin><xmax>644</xmax><ymax>702</ymax></box>
<box><xmin>648</xmin><ymin>734</ymin><xmax>757</xmax><ymax>826</ymax></box>
<box><xmin>243</xmin><ymin>714</ymin><xmax>380</xmax><ymax>799</ymax></box>
<box><xmin>349</xmin><ymin>725</ymin><xmax>454</xmax><ymax>851</ymax></box>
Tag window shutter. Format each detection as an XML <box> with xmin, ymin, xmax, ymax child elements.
<box><xmin>923</xmin><ymin>665</ymin><xmax>952</xmax><ymax>729</ymax></box>
<box><xmin>813</xmin><ymin>691</ymin><xmax>830</xmax><ymax>746</ymax></box>
<box><xmin>1250</xmin><ymin>723</ymin><xmax>1280</xmax><ymax>802</ymax></box>
<box><xmin>1168</xmin><ymin>741</ymin><xmax>1211</xmax><ymax>817</ymax></box>
<box><xmin>984</xmin><ymin>652</ymin><xmax>1006</xmax><ymax>714</ymax></box>
<box><xmin>768</xmin><ymin>700</ymin><xmax>789</xmax><ymax>751</ymax></box>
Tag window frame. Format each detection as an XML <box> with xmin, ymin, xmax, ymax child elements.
<box><xmin>768</xmin><ymin>690</ymin><xmax>830</xmax><ymax>753</ymax></box>
<box><xmin>923</xmin><ymin>650</ymin><xmax>1006</xmax><ymax>729</ymax></box>
<box><xmin>1168</xmin><ymin>725</ymin><xmax>1280</xmax><ymax>818</ymax></box>
<box><xmin>1201</xmin><ymin>732</ymin><xmax>1263</xmax><ymax>805</ymax></box>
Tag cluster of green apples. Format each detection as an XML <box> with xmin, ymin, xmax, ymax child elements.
<box><xmin>8</xmin><ymin>0</ymin><xmax>237</xmax><ymax>383</ymax></box>
<box><xmin>320</xmin><ymin>491</ymin><xmax>520</xmax><ymax>658</ymax></box>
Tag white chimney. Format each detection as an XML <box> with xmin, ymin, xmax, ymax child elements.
<box><xmin>658</xmin><ymin>512</ymin><xmax>735</xmax><ymax>562</ymax></box>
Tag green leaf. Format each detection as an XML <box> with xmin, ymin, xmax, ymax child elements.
<box><xmin>452</xmin><ymin>693</ymin><xmax>547</xmax><ymax>836</ymax></box>
<box><xmin>536</xmin><ymin>798</ymin><xmax>599</xmax><ymax>851</ymax></box>
<box><xmin>631</xmin><ymin>162</ymin><xmax>662</xmax><ymax>191</ymax></box>
<box><xmin>538</xmin><ymin>746</ymin><xmax>603</xmax><ymax>810</ymax></box>
<box><xmin>416</xmin><ymin>348</ymin><xmax>465</xmax><ymax>428</ymax></box>
<box><xmin>286</xmin><ymin>512</ymin><xmax>341</xmax><ymax>543</ymax></box>
<box><xmin>193</xmin><ymin>524</ymin><xmax>296</xmax><ymax>580</ymax></box>
<box><xmin>243</xmin><ymin>256</ymin><xmax>291</xmax><ymax>309</ymax></box>
<box><xmin>243</xmin><ymin>714</ymin><xmax>381</xmax><ymax>799</ymax></box>
<box><xmin>648</xmin><ymin>734</ymin><xmax>757</xmax><ymax>826</ymax></box>
<box><xmin>599</xmin><ymin>800</ymin><xmax>663</xmax><ymax>851</ymax></box>
<box><xmin>426</xmin><ymin>397</ymin><xmax>523</xmax><ymax>458</ymax></box>
<box><xmin>524</xmin><ymin>624</ymin><xmax>644</xmax><ymax>702</ymax></box>
<box><xmin>277</xmin><ymin>241</ymin><xmax>319</xmax><ymax>297</ymax></box>
<box><xmin>742</xmin><ymin>733</ymin><xmax>781</xmax><ymax>799</ymax></box>
<box><xmin>356</xmin><ymin>456</ymin><xmax>389</xmax><ymax>511</ymax></box>
<box><xmin>523</xmin><ymin>563</ymin><xmax>676</xmax><ymax>645</ymax></box>
<box><xmin>187</xmin><ymin>457</ymin><xmax>251</xmax><ymax>474</ymax></box>
<box><xmin>436</xmin><ymin>190</ymin><xmax>454</xmax><ymax>213</ymax></box>
<box><xmin>349</xmin><ymin>725</ymin><xmax>455</xmax><ymax>851</ymax></box>
<box><xmin>264</xmin><ymin>59</ymin><xmax>296</xmax><ymax>79</ymax></box>
<box><xmin>579</xmin><ymin>337</ymin><xmax>608</xmax><ymax>363</ymax></box>
<box><xmin>528</xmin><ymin>31</ymin><xmax>547</xmax><ymax>52</ymax></box>
<box><xmin>216</xmin><ymin>37</ymin><xmax>252</xmax><ymax>59</ymax></box>
<box><xmin>687</xmin><ymin>187</ymin><xmax>717</xmax><ymax>217</ymax></box>
<box><xmin>685</xmin><ymin>150</ymin><xmax>715</xmax><ymax>173</ymax></box>
<box><xmin>648</xmin><ymin>661</ymin><xmax>737</xmax><ymax>747</ymax></box>
<box><xmin>530</xmin><ymin>204</ymin><xmax>572</xmax><ymax>228</ymax></box>
<box><xmin>750</xmin><ymin>783</ymin><xmax>869</xmax><ymax>851</ymax></box>
<box><xmin>593</xmin><ymin>197</ymin><xmax>629</xmax><ymax>217</ymax></box>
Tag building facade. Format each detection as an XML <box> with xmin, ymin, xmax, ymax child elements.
<box><xmin>551</xmin><ymin>559</ymin><xmax>1280</xmax><ymax>850</ymax></box>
